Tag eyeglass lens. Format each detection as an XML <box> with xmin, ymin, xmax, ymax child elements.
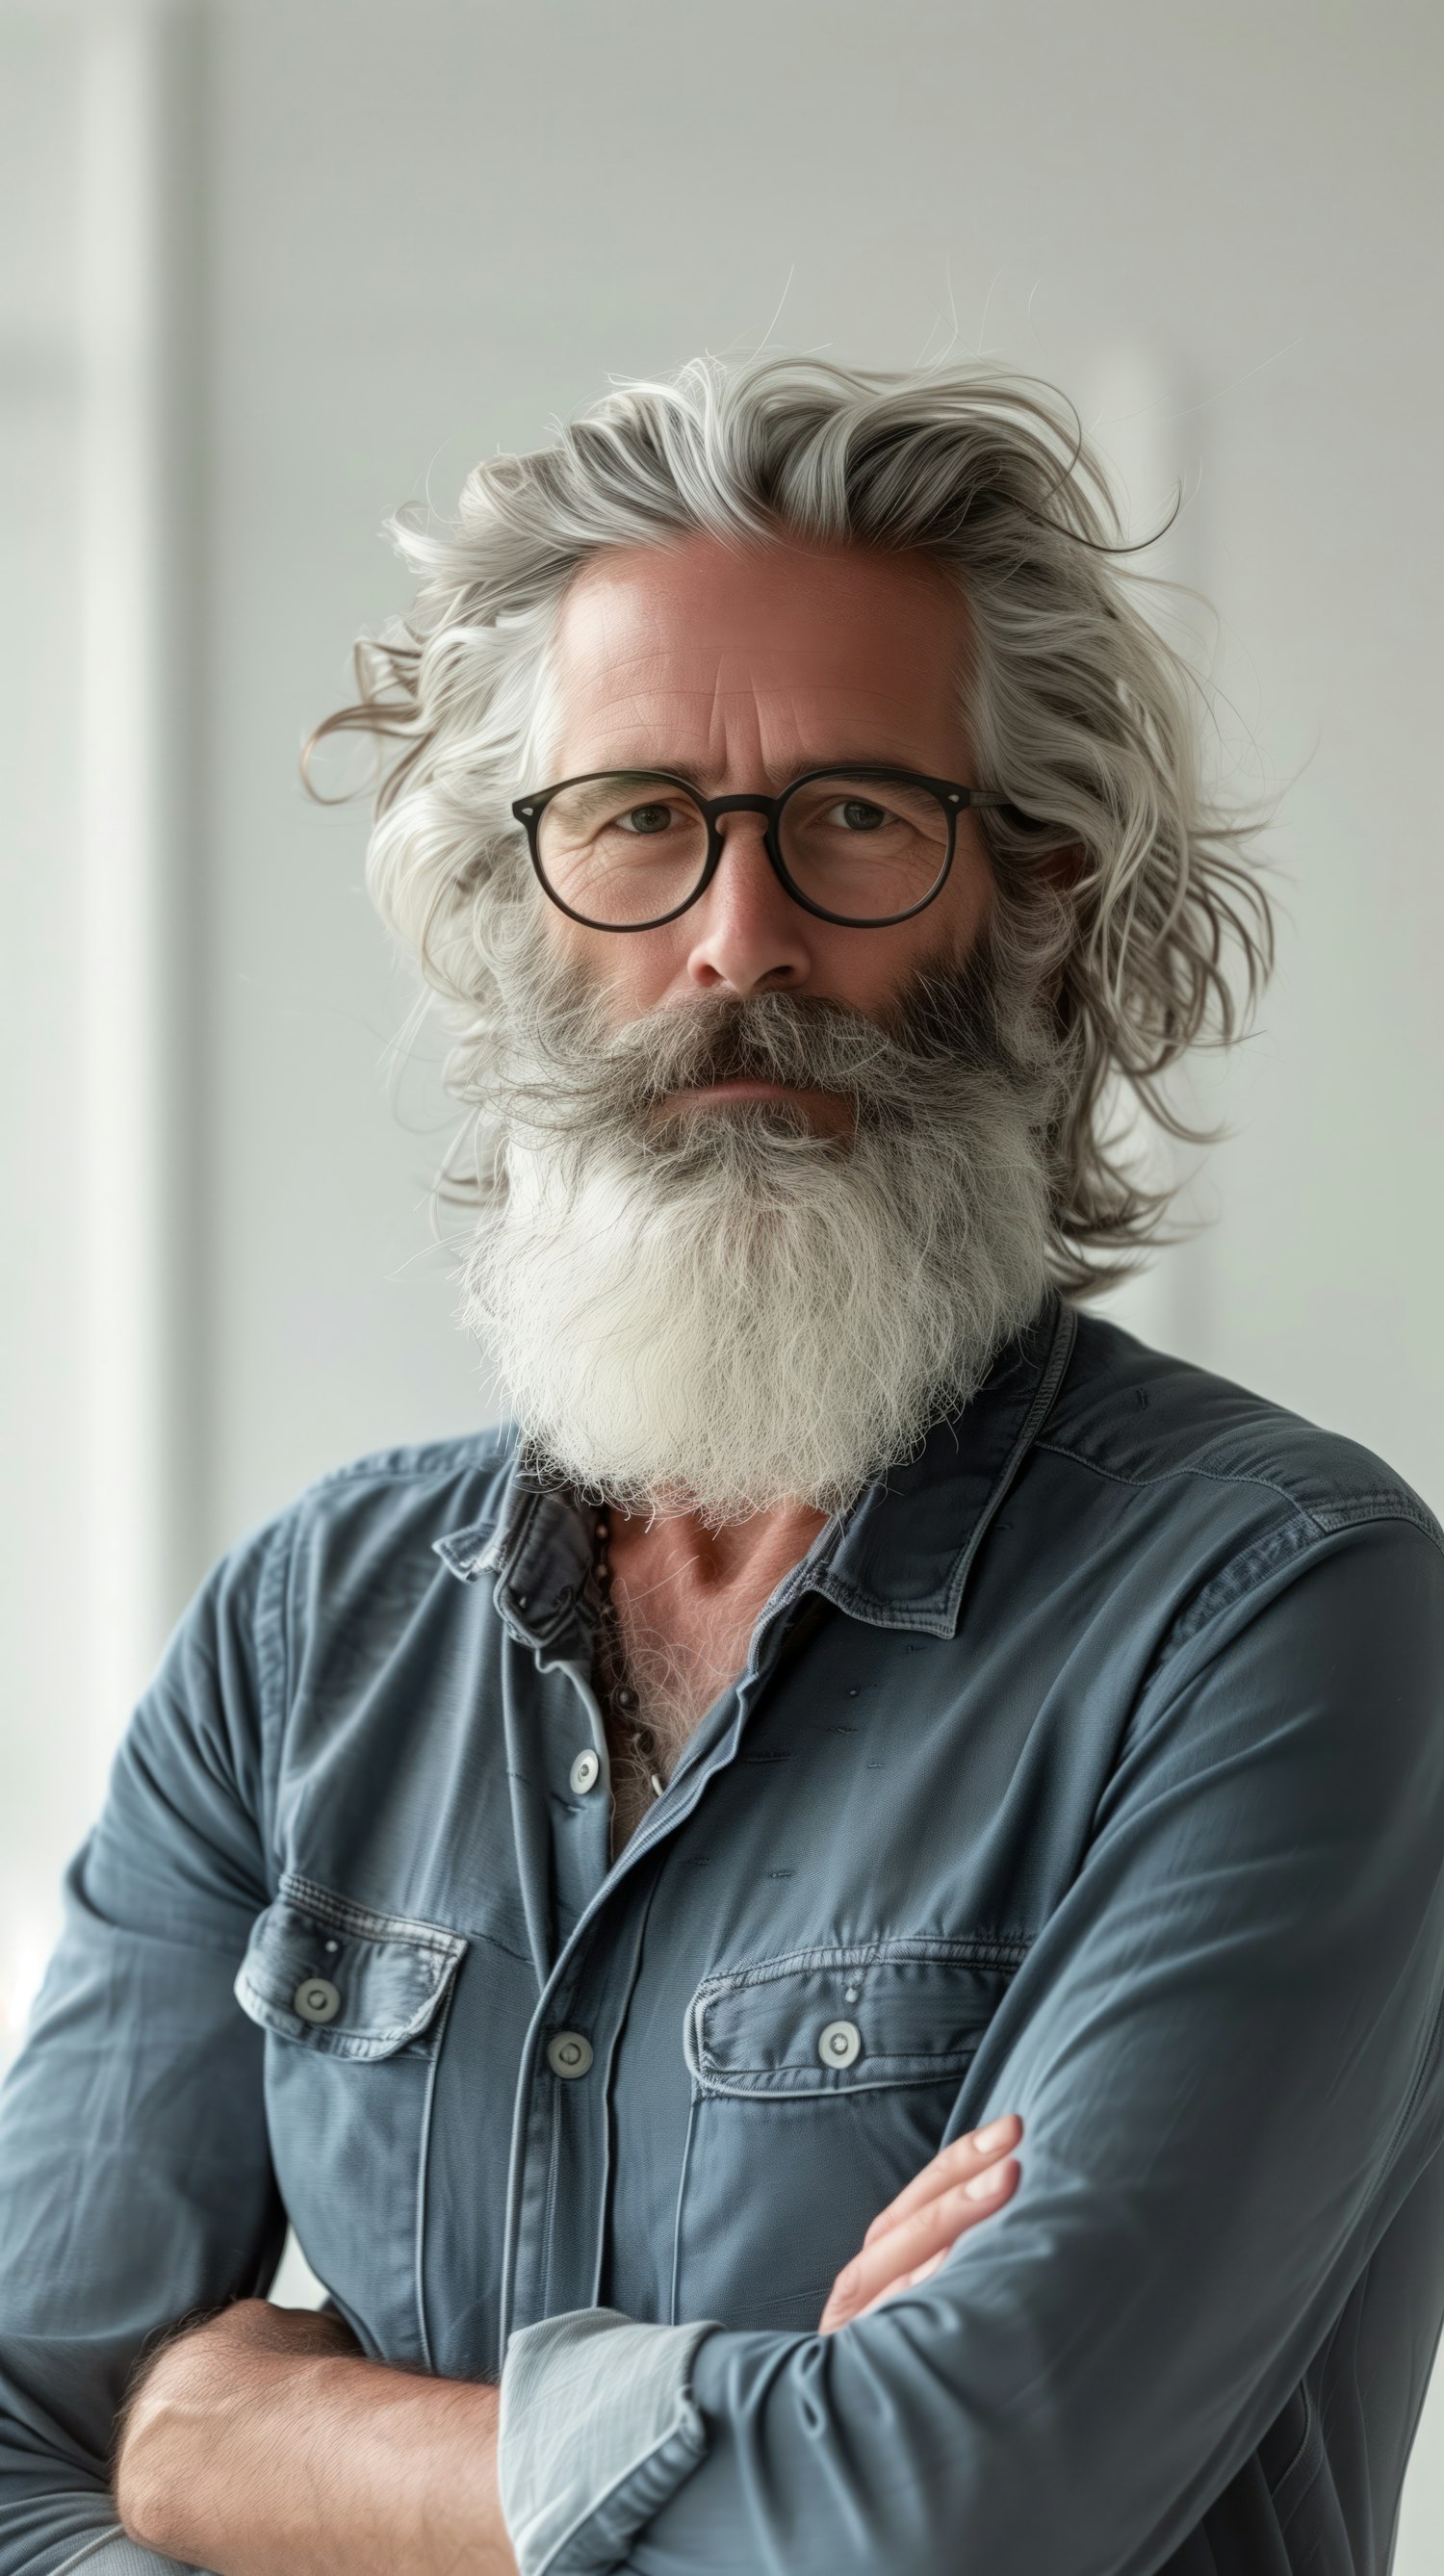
<box><xmin>533</xmin><ymin>772</ymin><xmax>952</xmax><ymax>927</ymax></box>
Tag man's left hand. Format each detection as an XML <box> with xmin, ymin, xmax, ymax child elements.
<box><xmin>818</xmin><ymin>2110</ymin><xmax>1023</xmax><ymax>2332</ymax></box>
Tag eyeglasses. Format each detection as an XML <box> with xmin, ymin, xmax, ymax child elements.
<box><xmin>509</xmin><ymin>766</ymin><xmax>1011</xmax><ymax>932</ymax></box>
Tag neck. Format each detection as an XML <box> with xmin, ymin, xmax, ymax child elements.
<box><xmin>607</xmin><ymin>1496</ymin><xmax>833</xmax><ymax>1598</ymax></box>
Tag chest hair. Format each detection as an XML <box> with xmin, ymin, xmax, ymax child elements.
<box><xmin>603</xmin><ymin>1588</ymin><xmax>754</xmax><ymax>1853</ymax></box>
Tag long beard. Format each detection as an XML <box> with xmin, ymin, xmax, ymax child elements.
<box><xmin>457</xmin><ymin>942</ymin><xmax>1064</xmax><ymax>1526</ymax></box>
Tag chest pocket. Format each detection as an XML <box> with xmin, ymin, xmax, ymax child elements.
<box><xmin>236</xmin><ymin>1875</ymin><xmax>465</xmax><ymax>2060</ymax></box>
<box><xmin>235</xmin><ymin>1874</ymin><xmax>468</xmax><ymax>2364</ymax></box>
<box><xmin>675</xmin><ymin>1939</ymin><xmax>1019</xmax><ymax>2332</ymax></box>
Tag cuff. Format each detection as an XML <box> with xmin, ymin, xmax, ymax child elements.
<box><xmin>53</xmin><ymin>2534</ymin><xmax>205</xmax><ymax>2575</ymax></box>
<box><xmin>499</xmin><ymin>2307</ymin><xmax>716</xmax><ymax>2576</ymax></box>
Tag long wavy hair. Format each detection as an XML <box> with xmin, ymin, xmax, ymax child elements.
<box><xmin>307</xmin><ymin>352</ymin><xmax>1273</xmax><ymax>1297</ymax></box>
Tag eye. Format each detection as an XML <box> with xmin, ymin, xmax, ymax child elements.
<box><xmin>614</xmin><ymin>801</ymin><xmax>677</xmax><ymax>837</ymax></box>
<box><xmin>834</xmin><ymin>798</ymin><xmax>890</xmax><ymax>832</ymax></box>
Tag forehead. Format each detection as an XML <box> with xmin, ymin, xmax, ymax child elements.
<box><xmin>547</xmin><ymin>531</ymin><xmax>970</xmax><ymax>762</ymax></box>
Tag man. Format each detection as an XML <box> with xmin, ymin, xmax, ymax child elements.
<box><xmin>2</xmin><ymin>354</ymin><xmax>1442</xmax><ymax>2576</ymax></box>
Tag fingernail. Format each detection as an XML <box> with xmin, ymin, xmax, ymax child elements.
<box><xmin>830</xmin><ymin>2261</ymin><xmax>861</xmax><ymax>2308</ymax></box>
<box><xmin>971</xmin><ymin>2116</ymin><xmax>1016</xmax><ymax>2154</ymax></box>
<box><xmin>967</xmin><ymin>2162</ymin><xmax>1009</xmax><ymax>2199</ymax></box>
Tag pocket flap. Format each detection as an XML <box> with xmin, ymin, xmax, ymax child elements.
<box><xmin>687</xmin><ymin>1939</ymin><xmax>1021</xmax><ymax>2099</ymax></box>
<box><xmin>235</xmin><ymin>1873</ymin><xmax>467</xmax><ymax>2061</ymax></box>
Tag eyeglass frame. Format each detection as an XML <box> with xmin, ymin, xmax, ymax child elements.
<box><xmin>509</xmin><ymin>765</ymin><xmax>1013</xmax><ymax>933</ymax></box>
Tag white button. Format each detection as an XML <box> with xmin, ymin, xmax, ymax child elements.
<box><xmin>294</xmin><ymin>1977</ymin><xmax>342</xmax><ymax>2025</ymax></box>
<box><xmin>547</xmin><ymin>2030</ymin><xmax>594</xmax><ymax>2079</ymax></box>
<box><xmin>570</xmin><ymin>1749</ymin><xmax>601</xmax><ymax>1795</ymax></box>
<box><xmin>818</xmin><ymin>2018</ymin><xmax>862</xmax><ymax>2069</ymax></box>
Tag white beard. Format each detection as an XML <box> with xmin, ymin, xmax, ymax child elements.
<box><xmin>457</xmin><ymin>970</ymin><xmax>1061</xmax><ymax>1526</ymax></box>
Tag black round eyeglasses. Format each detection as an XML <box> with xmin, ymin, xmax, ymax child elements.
<box><xmin>509</xmin><ymin>766</ymin><xmax>1011</xmax><ymax>933</ymax></box>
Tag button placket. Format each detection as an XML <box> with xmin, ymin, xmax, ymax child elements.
<box><xmin>502</xmin><ymin>1851</ymin><xmax>660</xmax><ymax>2337</ymax></box>
<box><xmin>502</xmin><ymin>1629</ymin><xmax>777</xmax><ymax>2340</ymax></box>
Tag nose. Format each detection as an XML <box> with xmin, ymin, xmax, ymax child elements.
<box><xmin>681</xmin><ymin>811</ymin><xmax>812</xmax><ymax>995</ymax></box>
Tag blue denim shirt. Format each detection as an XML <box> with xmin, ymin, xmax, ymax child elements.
<box><xmin>4</xmin><ymin>1300</ymin><xmax>1444</xmax><ymax>2576</ymax></box>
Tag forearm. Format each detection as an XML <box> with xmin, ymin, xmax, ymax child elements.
<box><xmin>115</xmin><ymin>2306</ymin><xmax>515</xmax><ymax>2576</ymax></box>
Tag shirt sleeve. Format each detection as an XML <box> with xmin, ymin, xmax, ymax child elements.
<box><xmin>51</xmin><ymin>2539</ymin><xmax>205</xmax><ymax>2575</ymax></box>
<box><xmin>0</xmin><ymin>1523</ymin><xmax>289</xmax><ymax>2576</ymax></box>
<box><xmin>497</xmin><ymin>1513</ymin><xmax>1444</xmax><ymax>2576</ymax></box>
<box><xmin>499</xmin><ymin>2312</ymin><xmax>713</xmax><ymax>2576</ymax></box>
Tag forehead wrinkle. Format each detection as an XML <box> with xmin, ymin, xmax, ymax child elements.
<box><xmin>554</xmin><ymin>658</ymin><xmax>955</xmax><ymax>789</ymax></box>
<box><xmin>549</xmin><ymin>536</ymin><xmax>976</xmax><ymax>791</ymax></box>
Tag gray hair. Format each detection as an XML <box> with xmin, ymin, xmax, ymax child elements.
<box><xmin>309</xmin><ymin>352</ymin><xmax>1273</xmax><ymax>1296</ymax></box>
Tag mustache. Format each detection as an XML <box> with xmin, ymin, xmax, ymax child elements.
<box><xmin>610</xmin><ymin>993</ymin><xmax>906</xmax><ymax>1111</ymax></box>
<box><xmin>493</xmin><ymin>953</ymin><xmax>1052</xmax><ymax>1149</ymax></box>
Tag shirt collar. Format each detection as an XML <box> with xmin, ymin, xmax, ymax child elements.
<box><xmin>808</xmin><ymin>1291</ymin><xmax>1076</xmax><ymax>1635</ymax></box>
<box><xmin>434</xmin><ymin>1292</ymin><xmax>1076</xmax><ymax>1647</ymax></box>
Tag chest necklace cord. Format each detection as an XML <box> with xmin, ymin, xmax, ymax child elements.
<box><xmin>590</xmin><ymin>1507</ymin><xmax>666</xmax><ymax>1802</ymax></box>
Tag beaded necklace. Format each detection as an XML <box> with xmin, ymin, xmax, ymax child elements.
<box><xmin>589</xmin><ymin>1506</ymin><xmax>665</xmax><ymax>1804</ymax></box>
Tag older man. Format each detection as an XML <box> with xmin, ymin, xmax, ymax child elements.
<box><xmin>2</xmin><ymin>357</ymin><xmax>1442</xmax><ymax>2576</ymax></box>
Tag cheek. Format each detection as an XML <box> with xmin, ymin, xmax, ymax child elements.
<box><xmin>812</xmin><ymin>910</ymin><xmax>989</xmax><ymax>1009</ymax></box>
<box><xmin>542</xmin><ymin>912</ymin><xmax>681</xmax><ymax>1019</ymax></box>
<box><xmin>925</xmin><ymin>832</ymin><xmax>994</xmax><ymax>964</ymax></box>
<box><xmin>808</xmin><ymin>833</ymin><xmax>993</xmax><ymax>1005</ymax></box>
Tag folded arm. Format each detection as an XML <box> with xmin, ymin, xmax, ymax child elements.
<box><xmin>499</xmin><ymin>1517</ymin><xmax>1444</xmax><ymax>2576</ymax></box>
<box><xmin>109</xmin><ymin>2120</ymin><xmax>1024</xmax><ymax>2572</ymax></box>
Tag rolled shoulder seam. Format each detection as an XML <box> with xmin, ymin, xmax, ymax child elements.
<box><xmin>1158</xmin><ymin>1505</ymin><xmax>1443</xmax><ymax>1674</ymax></box>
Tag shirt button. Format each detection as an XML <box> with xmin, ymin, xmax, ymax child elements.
<box><xmin>570</xmin><ymin>1749</ymin><xmax>601</xmax><ymax>1796</ymax></box>
<box><xmin>818</xmin><ymin>2018</ymin><xmax>862</xmax><ymax>2069</ymax></box>
<box><xmin>547</xmin><ymin>2030</ymin><xmax>594</xmax><ymax>2079</ymax></box>
<box><xmin>294</xmin><ymin>1977</ymin><xmax>342</xmax><ymax>2025</ymax></box>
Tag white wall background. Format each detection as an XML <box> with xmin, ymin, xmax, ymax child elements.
<box><xmin>2</xmin><ymin>0</ymin><xmax>1441</xmax><ymax>2559</ymax></box>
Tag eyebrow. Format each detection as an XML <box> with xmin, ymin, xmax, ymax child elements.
<box><xmin>559</xmin><ymin>751</ymin><xmax>942</xmax><ymax>790</ymax></box>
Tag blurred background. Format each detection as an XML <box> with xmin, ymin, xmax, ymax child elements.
<box><xmin>2</xmin><ymin>0</ymin><xmax>1441</xmax><ymax>2553</ymax></box>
